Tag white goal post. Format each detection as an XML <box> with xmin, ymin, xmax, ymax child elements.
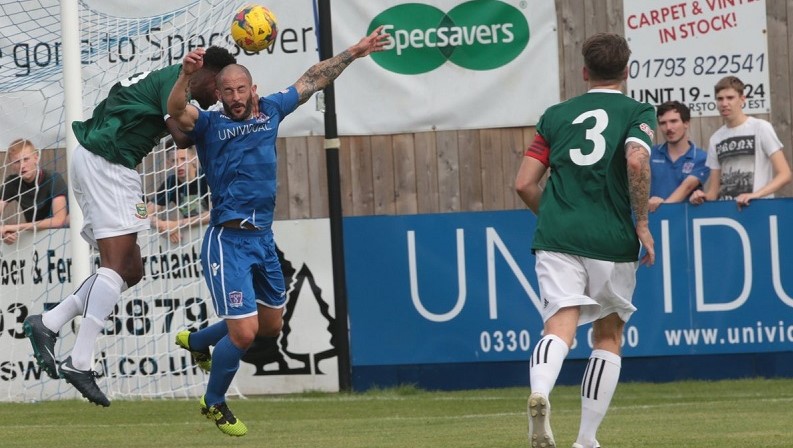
<box><xmin>0</xmin><ymin>0</ymin><xmax>340</xmax><ymax>403</ymax></box>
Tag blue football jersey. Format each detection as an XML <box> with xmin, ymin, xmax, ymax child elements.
<box><xmin>188</xmin><ymin>86</ymin><xmax>299</xmax><ymax>228</ymax></box>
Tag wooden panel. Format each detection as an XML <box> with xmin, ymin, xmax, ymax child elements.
<box><xmin>274</xmin><ymin>137</ymin><xmax>290</xmax><ymax>220</ymax></box>
<box><xmin>307</xmin><ymin>136</ymin><xmax>329</xmax><ymax>218</ymax></box>
<box><xmin>436</xmin><ymin>130</ymin><xmax>460</xmax><ymax>212</ymax></box>
<box><xmin>348</xmin><ymin>136</ymin><xmax>374</xmax><ymax>216</ymax></box>
<box><xmin>501</xmin><ymin>127</ymin><xmax>528</xmax><ymax>210</ymax></box>
<box><xmin>459</xmin><ymin>130</ymin><xmax>482</xmax><ymax>211</ymax></box>
<box><xmin>414</xmin><ymin>131</ymin><xmax>439</xmax><ymax>213</ymax></box>
<box><xmin>584</xmin><ymin>0</ymin><xmax>624</xmax><ymax>35</ymax></box>
<box><xmin>371</xmin><ymin>135</ymin><xmax>396</xmax><ymax>215</ymax></box>
<box><xmin>393</xmin><ymin>133</ymin><xmax>418</xmax><ymax>215</ymax></box>
<box><xmin>556</xmin><ymin>0</ymin><xmax>587</xmax><ymax>100</ymax></box>
<box><xmin>687</xmin><ymin>118</ymin><xmax>704</xmax><ymax>150</ymax></box>
<box><xmin>697</xmin><ymin>117</ymin><xmax>724</xmax><ymax>151</ymax></box>
<box><xmin>338</xmin><ymin>137</ymin><xmax>354</xmax><ymax>217</ymax></box>
<box><xmin>479</xmin><ymin>129</ymin><xmax>504</xmax><ymax>211</ymax></box>
<box><xmin>285</xmin><ymin>137</ymin><xmax>310</xmax><ymax>219</ymax></box>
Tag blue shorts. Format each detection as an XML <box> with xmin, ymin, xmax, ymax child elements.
<box><xmin>200</xmin><ymin>226</ymin><xmax>287</xmax><ymax>319</ymax></box>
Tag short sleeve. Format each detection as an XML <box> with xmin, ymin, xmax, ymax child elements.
<box><xmin>187</xmin><ymin>109</ymin><xmax>211</xmax><ymax>143</ymax></box>
<box><xmin>1</xmin><ymin>176</ymin><xmax>19</xmax><ymax>202</ymax></box>
<box><xmin>1</xmin><ymin>177</ymin><xmax>13</xmax><ymax>201</ymax></box>
<box><xmin>756</xmin><ymin>119</ymin><xmax>783</xmax><ymax>157</ymax></box>
<box><xmin>50</xmin><ymin>172</ymin><xmax>68</xmax><ymax>198</ymax></box>
<box><xmin>263</xmin><ymin>86</ymin><xmax>300</xmax><ymax>118</ymax></box>
<box><xmin>691</xmin><ymin>150</ymin><xmax>711</xmax><ymax>184</ymax></box>
<box><xmin>706</xmin><ymin>136</ymin><xmax>720</xmax><ymax>170</ymax></box>
<box><xmin>154</xmin><ymin>174</ymin><xmax>176</xmax><ymax>206</ymax></box>
<box><xmin>626</xmin><ymin>103</ymin><xmax>656</xmax><ymax>153</ymax></box>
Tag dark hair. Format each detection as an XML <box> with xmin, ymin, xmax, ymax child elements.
<box><xmin>656</xmin><ymin>101</ymin><xmax>691</xmax><ymax>122</ymax></box>
<box><xmin>582</xmin><ymin>33</ymin><xmax>631</xmax><ymax>82</ymax></box>
<box><xmin>714</xmin><ymin>75</ymin><xmax>744</xmax><ymax>96</ymax></box>
<box><xmin>203</xmin><ymin>46</ymin><xmax>237</xmax><ymax>72</ymax></box>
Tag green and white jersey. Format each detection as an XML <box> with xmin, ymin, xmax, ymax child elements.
<box><xmin>72</xmin><ymin>64</ymin><xmax>182</xmax><ymax>169</ymax></box>
<box><xmin>531</xmin><ymin>89</ymin><xmax>656</xmax><ymax>262</ymax></box>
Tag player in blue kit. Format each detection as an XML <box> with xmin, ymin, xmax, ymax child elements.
<box><xmin>167</xmin><ymin>27</ymin><xmax>390</xmax><ymax>436</ymax></box>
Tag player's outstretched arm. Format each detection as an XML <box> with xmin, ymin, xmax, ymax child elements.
<box><xmin>167</xmin><ymin>49</ymin><xmax>204</xmax><ymax>132</ymax></box>
<box><xmin>293</xmin><ymin>26</ymin><xmax>390</xmax><ymax>105</ymax></box>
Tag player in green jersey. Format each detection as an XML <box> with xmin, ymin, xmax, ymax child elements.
<box><xmin>23</xmin><ymin>46</ymin><xmax>236</xmax><ymax>407</ymax></box>
<box><xmin>515</xmin><ymin>33</ymin><xmax>655</xmax><ymax>448</ymax></box>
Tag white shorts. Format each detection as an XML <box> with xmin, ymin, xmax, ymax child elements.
<box><xmin>534</xmin><ymin>250</ymin><xmax>638</xmax><ymax>326</ymax></box>
<box><xmin>69</xmin><ymin>144</ymin><xmax>150</xmax><ymax>248</ymax></box>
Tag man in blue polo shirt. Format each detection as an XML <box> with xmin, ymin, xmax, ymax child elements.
<box><xmin>649</xmin><ymin>101</ymin><xmax>709</xmax><ymax>211</ymax></box>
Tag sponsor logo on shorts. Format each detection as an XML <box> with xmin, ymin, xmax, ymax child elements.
<box><xmin>135</xmin><ymin>203</ymin><xmax>148</xmax><ymax>219</ymax></box>
<box><xmin>211</xmin><ymin>262</ymin><xmax>220</xmax><ymax>276</ymax></box>
<box><xmin>229</xmin><ymin>291</ymin><xmax>243</xmax><ymax>308</ymax></box>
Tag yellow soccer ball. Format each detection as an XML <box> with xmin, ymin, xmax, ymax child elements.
<box><xmin>230</xmin><ymin>4</ymin><xmax>278</xmax><ymax>52</ymax></box>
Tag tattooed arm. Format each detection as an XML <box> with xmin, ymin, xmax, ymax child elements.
<box><xmin>626</xmin><ymin>141</ymin><xmax>655</xmax><ymax>266</ymax></box>
<box><xmin>293</xmin><ymin>26</ymin><xmax>390</xmax><ymax>105</ymax></box>
<box><xmin>167</xmin><ymin>49</ymin><xmax>203</xmax><ymax>132</ymax></box>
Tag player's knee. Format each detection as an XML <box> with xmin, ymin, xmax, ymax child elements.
<box><xmin>259</xmin><ymin>319</ymin><xmax>283</xmax><ymax>338</ymax></box>
<box><xmin>237</xmin><ymin>332</ymin><xmax>257</xmax><ymax>349</ymax></box>
<box><xmin>123</xmin><ymin>264</ymin><xmax>144</xmax><ymax>287</ymax></box>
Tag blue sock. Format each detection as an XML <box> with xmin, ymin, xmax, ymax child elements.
<box><xmin>205</xmin><ymin>335</ymin><xmax>246</xmax><ymax>406</ymax></box>
<box><xmin>189</xmin><ymin>321</ymin><xmax>228</xmax><ymax>352</ymax></box>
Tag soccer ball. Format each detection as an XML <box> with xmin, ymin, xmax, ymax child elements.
<box><xmin>230</xmin><ymin>4</ymin><xmax>278</xmax><ymax>52</ymax></box>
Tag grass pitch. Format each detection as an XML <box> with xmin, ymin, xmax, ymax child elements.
<box><xmin>1</xmin><ymin>378</ymin><xmax>791</xmax><ymax>447</ymax></box>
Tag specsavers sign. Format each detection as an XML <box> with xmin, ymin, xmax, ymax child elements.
<box><xmin>332</xmin><ymin>0</ymin><xmax>558</xmax><ymax>133</ymax></box>
<box><xmin>369</xmin><ymin>1</ymin><xmax>529</xmax><ymax>74</ymax></box>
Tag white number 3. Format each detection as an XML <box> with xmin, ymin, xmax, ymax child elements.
<box><xmin>569</xmin><ymin>109</ymin><xmax>608</xmax><ymax>166</ymax></box>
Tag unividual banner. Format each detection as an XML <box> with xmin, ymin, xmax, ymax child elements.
<box><xmin>343</xmin><ymin>199</ymin><xmax>793</xmax><ymax>366</ymax></box>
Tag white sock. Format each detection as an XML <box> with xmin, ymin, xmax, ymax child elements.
<box><xmin>576</xmin><ymin>349</ymin><xmax>621</xmax><ymax>447</ymax></box>
<box><xmin>70</xmin><ymin>268</ymin><xmax>124</xmax><ymax>371</ymax></box>
<box><xmin>529</xmin><ymin>334</ymin><xmax>569</xmax><ymax>397</ymax></box>
<box><xmin>41</xmin><ymin>273</ymin><xmax>99</xmax><ymax>332</ymax></box>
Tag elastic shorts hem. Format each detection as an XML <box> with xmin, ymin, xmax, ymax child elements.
<box><xmin>216</xmin><ymin>311</ymin><xmax>259</xmax><ymax>320</ymax></box>
<box><xmin>542</xmin><ymin>297</ymin><xmax>600</xmax><ymax>324</ymax></box>
<box><xmin>257</xmin><ymin>299</ymin><xmax>287</xmax><ymax>309</ymax></box>
<box><xmin>92</xmin><ymin>222</ymin><xmax>150</xmax><ymax>241</ymax></box>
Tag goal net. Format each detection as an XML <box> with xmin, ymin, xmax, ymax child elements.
<box><xmin>0</xmin><ymin>0</ymin><xmax>247</xmax><ymax>402</ymax></box>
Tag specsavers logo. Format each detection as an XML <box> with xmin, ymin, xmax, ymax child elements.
<box><xmin>369</xmin><ymin>0</ymin><xmax>529</xmax><ymax>75</ymax></box>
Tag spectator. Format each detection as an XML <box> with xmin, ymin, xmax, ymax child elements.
<box><xmin>649</xmin><ymin>101</ymin><xmax>709</xmax><ymax>211</ymax></box>
<box><xmin>690</xmin><ymin>76</ymin><xmax>792</xmax><ymax>209</ymax></box>
<box><xmin>148</xmin><ymin>144</ymin><xmax>210</xmax><ymax>243</ymax></box>
<box><xmin>0</xmin><ymin>138</ymin><xmax>69</xmax><ymax>244</ymax></box>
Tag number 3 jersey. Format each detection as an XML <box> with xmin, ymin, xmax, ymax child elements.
<box><xmin>526</xmin><ymin>89</ymin><xmax>656</xmax><ymax>262</ymax></box>
<box><xmin>188</xmin><ymin>86</ymin><xmax>299</xmax><ymax>230</ymax></box>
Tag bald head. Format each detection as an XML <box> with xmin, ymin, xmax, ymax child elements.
<box><xmin>216</xmin><ymin>63</ymin><xmax>257</xmax><ymax>121</ymax></box>
<box><xmin>216</xmin><ymin>64</ymin><xmax>252</xmax><ymax>88</ymax></box>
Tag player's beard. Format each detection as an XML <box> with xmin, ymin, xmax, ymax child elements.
<box><xmin>223</xmin><ymin>98</ymin><xmax>253</xmax><ymax>121</ymax></box>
